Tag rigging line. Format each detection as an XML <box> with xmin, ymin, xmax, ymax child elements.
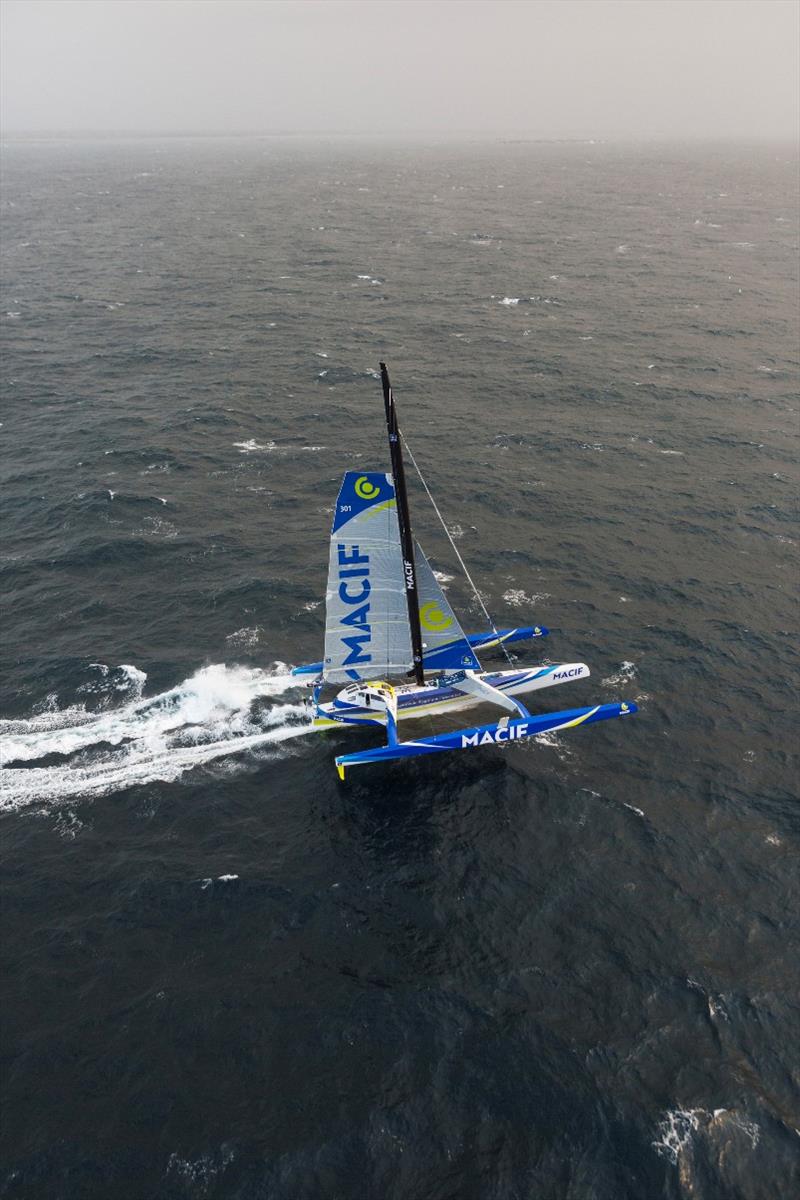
<box><xmin>400</xmin><ymin>432</ymin><xmax>515</xmax><ymax>666</ymax></box>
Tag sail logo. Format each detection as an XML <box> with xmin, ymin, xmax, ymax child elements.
<box><xmin>354</xmin><ymin>476</ymin><xmax>380</xmax><ymax>500</ymax></box>
<box><xmin>461</xmin><ymin>723</ymin><xmax>529</xmax><ymax>746</ymax></box>
<box><xmin>420</xmin><ymin>602</ymin><xmax>453</xmax><ymax>633</ymax></box>
<box><xmin>337</xmin><ymin>544</ymin><xmax>372</xmax><ymax>666</ymax></box>
<box><xmin>403</xmin><ymin>559</ymin><xmax>416</xmax><ymax>590</ymax></box>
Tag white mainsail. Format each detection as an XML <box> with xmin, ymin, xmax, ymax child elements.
<box><xmin>323</xmin><ymin>471</ymin><xmax>413</xmax><ymax>683</ymax></box>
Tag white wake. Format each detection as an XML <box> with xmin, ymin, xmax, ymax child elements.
<box><xmin>0</xmin><ymin>663</ymin><xmax>315</xmax><ymax>810</ymax></box>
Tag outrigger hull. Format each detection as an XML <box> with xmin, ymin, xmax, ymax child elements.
<box><xmin>335</xmin><ymin>701</ymin><xmax>637</xmax><ymax>778</ymax></box>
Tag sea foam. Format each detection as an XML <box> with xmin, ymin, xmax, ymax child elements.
<box><xmin>0</xmin><ymin>663</ymin><xmax>312</xmax><ymax>809</ymax></box>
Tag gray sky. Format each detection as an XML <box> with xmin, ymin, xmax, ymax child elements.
<box><xmin>1</xmin><ymin>0</ymin><xmax>798</xmax><ymax>139</ymax></box>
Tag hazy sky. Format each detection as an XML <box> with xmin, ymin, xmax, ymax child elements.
<box><xmin>1</xmin><ymin>0</ymin><xmax>798</xmax><ymax>139</ymax></box>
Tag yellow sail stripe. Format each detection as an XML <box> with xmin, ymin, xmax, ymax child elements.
<box><xmin>360</xmin><ymin>498</ymin><xmax>397</xmax><ymax>520</ymax></box>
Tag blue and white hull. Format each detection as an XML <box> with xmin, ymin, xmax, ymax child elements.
<box><xmin>312</xmin><ymin>663</ymin><xmax>590</xmax><ymax>729</ymax></box>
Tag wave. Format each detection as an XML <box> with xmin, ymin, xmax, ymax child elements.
<box><xmin>652</xmin><ymin>1106</ymin><xmax>761</xmax><ymax>1170</ymax></box>
<box><xmin>601</xmin><ymin>661</ymin><xmax>636</xmax><ymax>688</ymax></box>
<box><xmin>502</xmin><ymin>588</ymin><xmax>551</xmax><ymax>607</ymax></box>
<box><xmin>0</xmin><ymin>663</ymin><xmax>313</xmax><ymax>810</ymax></box>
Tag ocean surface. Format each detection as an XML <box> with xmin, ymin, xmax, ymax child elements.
<box><xmin>1</xmin><ymin>136</ymin><xmax>798</xmax><ymax>1199</ymax></box>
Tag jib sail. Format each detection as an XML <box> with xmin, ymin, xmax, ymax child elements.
<box><xmin>414</xmin><ymin>543</ymin><xmax>482</xmax><ymax>671</ymax></box>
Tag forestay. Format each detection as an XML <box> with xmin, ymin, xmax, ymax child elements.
<box><xmin>323</xmin><ymin>471</ymin><xmax>413</xmax><ymax>683</ymax></box>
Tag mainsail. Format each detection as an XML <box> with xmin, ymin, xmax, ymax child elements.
<box><xmin>323</xmin><ymin>471</ymin><xmax>413</xmax><ymax>683</ymax></box>
<box><xmin>414</xmin><ymin>542</ymin><xmax>482</xmax><ymax>671</ymax></box>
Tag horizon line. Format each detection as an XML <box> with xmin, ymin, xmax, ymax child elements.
<box><xmin>2</xmin><ymin>128</ymin><xmax>798</xmax><ymax>144</ymax></box>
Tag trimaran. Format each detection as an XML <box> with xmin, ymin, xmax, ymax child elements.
<box><xmin>292</xmin><ymin>364</ymin><xmax>637</xmax><ymax>778</ymax></box>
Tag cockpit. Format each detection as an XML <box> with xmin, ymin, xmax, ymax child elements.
<box><xmin>341</xmin><ymin>682</ymin><xmax>394</xmax><ymax>708</ymax></box>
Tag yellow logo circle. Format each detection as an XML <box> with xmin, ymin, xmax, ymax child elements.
<box><xmin>419</xmin><ymin>602</ymin><xmax>453</xmax><ymax>633</ymax></box>
<box><xmin>355</xmin><ymin>476</ymin><xmax>380</xmax><ymax>500</ymax></box>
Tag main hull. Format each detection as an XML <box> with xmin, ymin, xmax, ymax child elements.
<box><xmin>312</xmin><ymin>663</ymin><xmax>589</xmax><ymax>729</ymax></box>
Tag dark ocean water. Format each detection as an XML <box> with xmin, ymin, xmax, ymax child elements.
<box><xmin>1</xmin><ymin>137</ymin><xmax>798</xmax><ymax>1199</ymax></box>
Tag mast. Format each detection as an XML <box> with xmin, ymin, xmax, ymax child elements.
<box><xmin>380</xmin><ymin>362</ymin><xmax>425</xmax><ymax>686</ymax></box>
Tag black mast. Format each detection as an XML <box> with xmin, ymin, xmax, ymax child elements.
<box><xmin>380</xmin><ymin>362</ymin><xmax>425</xmax><ymax>686</ymax></box>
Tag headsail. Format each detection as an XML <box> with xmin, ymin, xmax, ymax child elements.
<box><xmin>414</xmin><ymin>543</ymin><xmax>482</xmax><ymax>671</ymax></box>
<box><xmin>323</xmin><ymin>471</ymin><xmax>413</xmax><ymax>683</ymax></box>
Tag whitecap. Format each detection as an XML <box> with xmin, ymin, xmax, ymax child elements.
<box><xmin>225</xmin><ymin>627</ymin><xmax>262</xmax><ymax>649</ymax></box>
<box><xmin>77</xmin><ymin>663</ymin><xmax>146</xmax><ymax>701</ymax></box>
<box><xmin>166</xmin><ymin>1147</ymin><xmax>236</xmax><ymax>1189</ymax></box>
<box><xmin>653</xmin><ymin>1106</ymin><xmax>761</xmax><ymax>1166</ymax></box>
<box><xmin>502</xmin><ymin>588</ymin><xmax>550</xmax><ymax>607</ymax></box>
<box><xmin>136</xmin><ymin>516</ymin><xmax>178</xmax><ymax>539</ymax></box>
<box><xmin>531</xmin><ymin>730</ymin><xmax>573</xmax><ymax>761</ymax></box>
<box><xmin>53</xmin><ymin>810</ymin><xmax>85</xmax><ymax>840</ymax></box>
<box><xmin>601</xmin><ymin>661</ymin><xmax>636</xmax><ymax>688</ymax></box>
<box><xmin>233</xmin><ymin>439</ymin><xmax>276</xmax><ymax>453</ymax></box>
<box><xmin>652</xmin><ymin>1109</ymin><xmax>704</xmax><ymax>1165</ymax></box>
